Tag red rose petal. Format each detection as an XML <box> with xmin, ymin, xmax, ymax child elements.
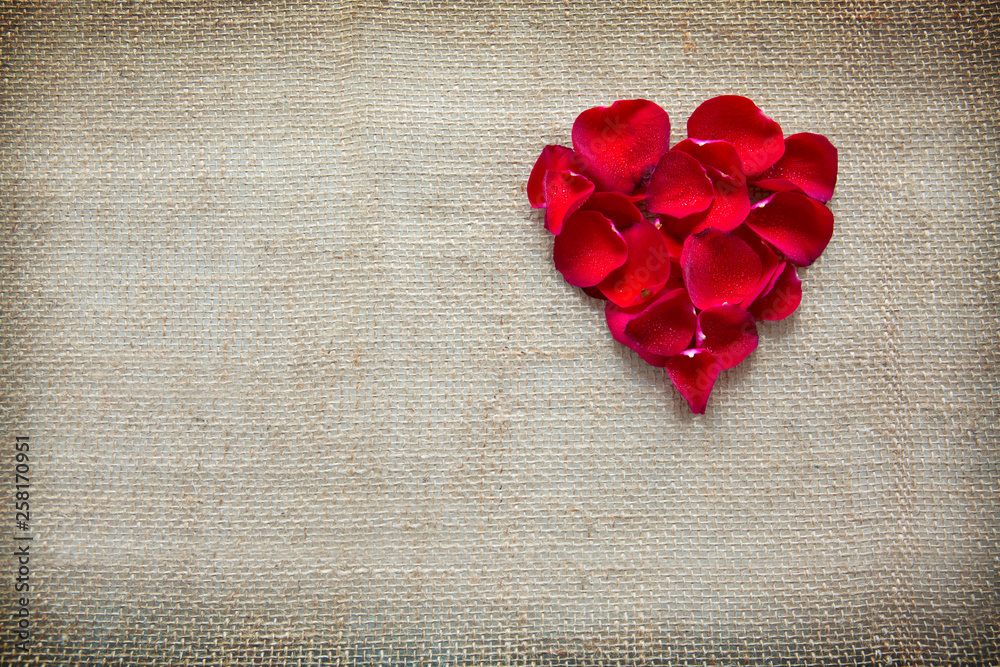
<box><xmin>646</xmin><ymin>150</ymin><xmax>715</xmax><ymax>219</ymax></box>
<box><xmin>623</xmin><ymin>287</ymin><xmax>697</xmax><ymax>357</ymax></box>
<box><xmin>744</xmin><ymin>191</ymin><xmax>834</xmax><ymax>266</ymax></box>
<box><xmin>731</xmin><ymin>225</ymin><xmax>782</xmax><ymax>308</ymax></box>
<box><xmin>665</xmin><ymin>349</ymin><xmax>723</xmax><ymax>414</ymax></box>
<box><xmin>663</xmin><ymin>274</ymin><xmax>685</xmax><ymax>293</ymax></box>
<box><xmin>580</xmin><ymin>192</ymin><xmax>644</xmax><ymax>230</ymax></box>
<box><xmin>758</xmin><ymin>260</ymin><xmax>786</xmax><ymax>299</ymax></box>
<box><xmin>680</xmin><ymin>227</ymin><xmax>763</xmax><ymax>310</ymax></box>
<box><xmin>582</xmin><ymin>285</ymin><xmax>607</xmax><ymax>300</ymax></box>
<box><xmin>605</xmin><ymin>300</ymin><xmax>668</xmax><ymax>367</ymax></box>
<box><xmin>624</xmin><ymin>186</ymin><xmax>647</xmax><ymax>202</ymax></box>
<box><xmin>542</xmin><ymin>169</ymin><xmax>595</xmax><ymax>235</ymax></box>
<box><xmin>572</xmin><ymin>99</ymin><xmax>671</xmax><ymax>194</ymax></box>
<box><xmin>671</xmin><ymin>138</ymin><xmax>747</xmax><ymax>184</ymax></box>
<box><xmin>552</xmin><ymin>210</ymin><xmax>628</xmax><ymax>287</ymax></box>
<box><xmin>754</xmin><ymin>132</ymin><xmax>838</xmax><ymax>203</ymax></box>
<box><xmin>597</xmin><ymin>219</ymin><xmax>673</xmax><ymax>307</ymax></box>
<box><xmin>659</xmin><ymin>231</ymin><xmax>685</xmax><ymax>261</ymax></box>
<box><xmin>695</xmin><ymin>306</ymin><xmax>759</xmax><ymax>369</ymax></box>
<box><xmin>687</xmin><ymin>95</ymin><xmax>784</xmax><ymax>179</ymax></box>
<box><xmin>653</xmin><ymin>255</ymin><xmax>685</xmax><ymax>292</ymax></box>
<box><xmin>527</xmin><ymin>145</ymin><xmax>578</xmax><ymax>207</ymax></box>
<box><xmin>665</xmin><ymin>257</ymin><xmax>685</xmax><ymax>290</ymax></box>
<box><xmin>741</xmin><ymin>258</ymin><xmax>785</xmax><ymax>313</ymax></box>
<box><xmin>749</xmin><ymin>263</ymin><xmax>802</xmax><ymax>321</ymax></box>
<box><xmin>657</xmin><ymin>166</ymin><xmax>750</xmax><ymax>241</ymax></box>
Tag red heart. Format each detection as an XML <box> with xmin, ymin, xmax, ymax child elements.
<box><xmin>529</xmin><ymin>97</ymin><xmax>837</xmax><ymax>413</ymax></box>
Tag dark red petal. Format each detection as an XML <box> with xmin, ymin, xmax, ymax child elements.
<box><xmin>671</xmin><ymin>138</ymin><xmax>747</xmax><ymax>184</ymax></box>
<box><xmin>758</xmin><ymin>260</ymin><xmax>786</xmax><ymax>300</ymax></box>
<box><xmin>686</xmin><ymin>96</ymin><xmax>784</xmax><ymax>179</ymax></box>
<box><xmin>657</xmin><ymin>167</ymin><xmax>750</xmax><ymax>241</ymax></box>
<box><xmin>749</xmin><ymin>263</ymin><xmax>802</xmax><ymax>321</ymax></box>
<box><xmin>665</xmin><ymin>349</ymin><xmax>723</xmax><ymax>414</ymax></box>
<box><xmin>582</xmin><ymin>285</ymin><xmax>607</xmax><ymax>300</ymax></box>
<box><xmin>527</xmin><ymin>145</ymin><xmax>578</xmax><ymax>207</ymax></box>
<box><xmin>680</xmin><ymin>227</ymin><xmax>763</xmax><ymax>310</ymax></box>
<box><xmin>605</xmin><ymin>300</ymin><xmax>668</xmax><ymax>367</ymax></box>
<box><xmin>597</xmin><ymin>219</ymin><xmax>673</xmax><ymax>307</ymax></box>
<box><xmin>579</xmin><ymin>192</ymin><xmax>644</xmax><ymax>230</ymax></box>
<box><xmin>754</xmin><ymin>133</ymin><xmax>838</xmax><ymax>202</ymax></box>
<box><xmin>552</xmin><ymin>210</ymin><xmax>628</xmax><ymax>287</ymax></box>
<box><xmin>663</xmin><ymin>274</ymin><xmax>685</xmax><ymax>293</ymax></box>
<box><xmin>659</xmin><ymin>230</ymin><xmax>685</xmax><ymax>260</ymax></box>
<box><xmin>695</xmin><ymin>306</ymin><xmax>758</xmax><ymax>369</ymax></box>
<box><xmin>653</xmin><ymin>254</ymin><xmax>685</xmax><ymax>292</ymax></box>
<box><xmin>731</xmin><ymin>225</ymin><xmax>782</xmax><ymax>308</ymax></box>
<box><xmin>624</xmin><ymin>287</ymin><xmax>697</xmax><ymax>357</ymax></box>
<box><xmin>663</xmin><ymin>257</ymin><xmax>687</xmax><ymax>289</ymax></box>
<box><xmin>624</xmin><ymin>186</ymin><xmax>647</xmax><ymax>202</ymax></box>
<box><xmin>543</xmin><ymin>170</ymin><xmax>595</xmax><ymax>235</ymax></box>
<box><xmin>646</xmin><ymin>151</ymin><xmax>715</xmax><ymax>218</ymax></box>
<box><xmin>662</xmin><ymin>256</ymin><xmax>685</xmax><ymax>292</ymax></box>
<box><xmin>572</xmin><ymin>99</ymin><xmax>671</xmax><ymax>194</ymax></box>
<box><xmin>744</xmin><ymin>191</ymin><xmax>834</xmax><ymax>266</ymax></box>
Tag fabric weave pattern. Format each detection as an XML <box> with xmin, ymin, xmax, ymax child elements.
<box><xmin>2</xmin><ymin>2</ymin><xmax>997</xmax><ymax>664</ymax></box>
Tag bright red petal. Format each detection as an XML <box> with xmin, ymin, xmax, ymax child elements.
<box><xmin>695</xmin><ymin>306</ymin><xmax>758</xmax><ymax>369</ymax></box>
<box><xmin>597</xmin><ymin>219</ymin><xmax>673</xmax><ymax>307</ymax></box>
<box><xmin>754</xmin><ymin>133</ymin><xmax>838</xmax><ymax>202</ymax></box>
<box><xmin>665</xmin><ymin>349</ymin><xmax>723</xmax><ymax>414</ymax></box>
<box><xmin>572</xmin><ymin>99</ymin><xmax>671</xmax><ymax>194</ymax></box>
<box><xmin>646</xmin><ymin>150</ymin><xmax>714</xmax><ymax>218</ymax></box>
<box><xmin>579</xmin><ymin>192</ymin><xmax>644</xmax><ymax>230</ymax></box>
<box><xmin>542</xmin><ymin>170</ymin><xmax>595</xmax><ymax>235</ymax></box>
<box><xmin>605</xmin><ymin>299</ymin><xmax>668</xmax><ymax>367</ymax></box>
<box><xmin>552</xmin><ymin>210</ymin><xmax>628</xmax><ymax>287</ymax></box>
<box><xmin>749</xmin><ymin>263</ymin><xmax>802</xmax><ymax>321</ymax></box>
<box><xmin>744</xmin><ymin>191</ymin><xmax>834</xmax><ymax>266</ymax></box>
<box><xmin>527</xmin><ymin>145</ymin><xmax>578</xmax><ymax>207</ymax></box>
<box><xmin>671</xmin><ymin>138</ymin><xmax>746</xmax><ymax>184</ymax></box>
<box><xmin>623</xmin><ymin>287</ymin><xmax>697</xmax><ymax>357</ymax></box>
<box><xmin>686</xmin><ymin>96</ymin><xmax>784</xmax><ymax>179</ymax></box>
<box><xmin>680</xmin><ymin>227</ymin><xmax>763</xmax><ymax>310</ymax></box>
<box><xmin>658</xmin><ymin>167</ymin><xmax>750</xmax><ymax>240</ymax></box>
<box><xmin>731</xmin><ymin>225</ymin><xmax>782</xmax><ymax>308</ymax></box>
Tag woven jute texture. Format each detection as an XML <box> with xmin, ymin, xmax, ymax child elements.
<box><xmin>2</xmin><ymin>2</ymin><xmax>998</xmax><ymax>665</ymax></box>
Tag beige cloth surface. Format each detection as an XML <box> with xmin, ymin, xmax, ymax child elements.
<box><xmin>2</xmin><ymin>1</ymin><xmax>998</xmax><ymax>664</ymax></box>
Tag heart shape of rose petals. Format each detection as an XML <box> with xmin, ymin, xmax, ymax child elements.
<box><xmin>529</xmin><ymin>96</ymin><xmax>838</xmax><ymax>413</ymax></box>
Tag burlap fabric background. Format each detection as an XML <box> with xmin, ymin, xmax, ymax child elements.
<box><xmin>2</xmin><ymin>1</ymin><xmax>998</xmax><ymax>664</ymax></box>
